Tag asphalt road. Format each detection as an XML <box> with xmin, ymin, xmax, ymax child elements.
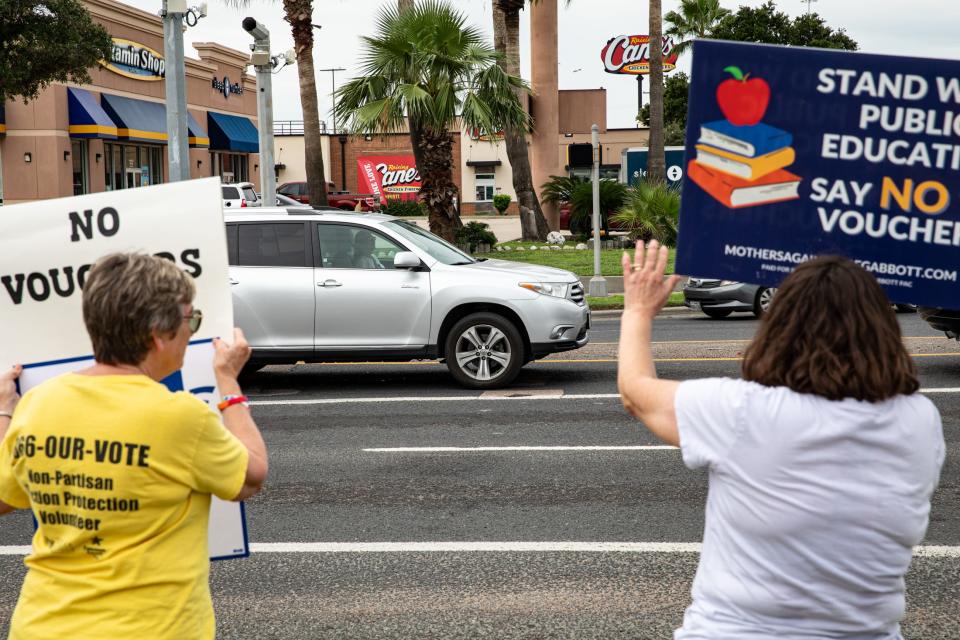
<box><xmin>1</xmin><ymin>310</ymin><xmax>958</xmax><ymax>638</ymax></box>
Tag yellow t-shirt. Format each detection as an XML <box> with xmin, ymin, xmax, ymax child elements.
<box><xmin>0</xmin><ymin>373</ymin><xmax>249</xmax><ymax>640</ymax></box>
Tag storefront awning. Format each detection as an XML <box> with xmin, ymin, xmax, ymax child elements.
<box><xmin>466</xmin><ymin>160</ymin><xmax>503</xmax><ymax>167</ymax></box>
<box><xmin>67</xmin><ymin>88</ymin><xmax>118</xmax><ymax>139</ymax></box>
<box><xmin>207</xmin><ymin>111</ymin><xmax>258</xmax><ymax>153</ymax></box>
<box><xmin>188</xmin><ymin>112</ymin><xmax>209</xmax><ymax>148</ymax></box>
<box><xmin>101</xmin><ymin>94</ymin><xmax>167</xmax><ymax>144</ymax></box>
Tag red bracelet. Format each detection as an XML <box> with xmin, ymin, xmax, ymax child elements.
<box><xmin>217</xmin><ymin>394</ymin><xmax>249</xmax><ymax>411</ymax></box>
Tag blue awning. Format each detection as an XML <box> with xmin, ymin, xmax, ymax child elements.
<box><xmin>101</xmin><ymin>94</ymin><xmax>167</xmax><ymax>144</ymax></box>
<box><xmin>67</xmin><ymin>88</ymin><xmax>117</xmax><ymax>139</ymax></box>
<box><xmin>188</xmin><ymin>112</ymin><xmax>209</xmax><ymax>148</ymax></box>
<box><xmin>0</xmin><ymin>104</ymin><xmax>5</xmax><ymax>135</ymax></box>
<box><xmin>207</xmin><ymin>111</ymin><xmax>258</xmax><ymax>152</ymax></box>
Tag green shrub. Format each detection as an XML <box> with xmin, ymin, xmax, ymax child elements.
<box><xmin>541</xmin><ymin>175</ymin><xmax>628</xmax><ymax>235</ymax></box>
<box><xmin>610</xmin><ymin>180</ymin><xmax>680</xmax><ymax>245</ymax></box>
<box><xmin>382</xmin><ymin>199</ymin><xmax>426</xmax><ymax>217</ymax></box>
<box><xmin>455</xmin><ymin>221</ymin><xmax>497</xmax><ymax>252</ymax></box>
<box><xmin>492</xmin><ymin>194</ymin><xmax>512</xmax><ymax>214</ymax></box>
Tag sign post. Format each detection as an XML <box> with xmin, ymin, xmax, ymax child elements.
<box><xmin>589</xmin><ymin>124</ymin><xmax>607</xmax><ymax>297</ymax></box>
<box><xmin>677</xmin><ymin>40</ymin><xmax>960</xmax><ymax>308</ymax></box>
<box><xmin>162</xmin><ymin>0</ymin><xmax>191</xmax><ymax>182</ymax></box>
<box><xmin>243</xmin><ymin>17</ymin><xmax>277</xmax><ymax>208</ymax></box>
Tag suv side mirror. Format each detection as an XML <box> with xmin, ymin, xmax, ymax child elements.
<box><xmin>393</xmin><ymin>251</ymin><xmax>421</xmax><ymax>269</ymax></box>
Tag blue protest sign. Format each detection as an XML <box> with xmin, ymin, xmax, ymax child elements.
<box><xmin>676</xmin><ymin>40</ymin><xmax>960</xmax><ymax>307</ymax></box>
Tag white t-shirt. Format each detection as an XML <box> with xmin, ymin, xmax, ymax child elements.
<box><xmin>673</xmin><ymin>378</ymin><xmax>944</xmax><ymax>640</ymax></box>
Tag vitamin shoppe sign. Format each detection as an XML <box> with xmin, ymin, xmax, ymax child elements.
<box><xmin>102</xmin><ymin>38</ymin><xmax>165</xmax><ymax>81</ymax></box>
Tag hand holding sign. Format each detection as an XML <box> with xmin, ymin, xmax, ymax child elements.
<box><xmin>0</xmin><ymin>364</ymin><xmax>22</xmax><ymax>416</ymax></box>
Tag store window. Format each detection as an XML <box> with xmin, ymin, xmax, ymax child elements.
<box><xmin>474</xmin><ymin>170</ymin><xmax>495</xmax><ymax>202</ymax></box>
<box><xmin>212</xmin><ymin>152</ymin><xmax>249</xmax><ymax>183</ymax></box>
<box><xmin>71</xmin><ymin>140</ymin><xmax>88</xmax><ymax>196</ymax></box>
<box><xmin>103</xmin><ymin>142</ymin><xmax>163</xmax><ymax>191</ymax></box>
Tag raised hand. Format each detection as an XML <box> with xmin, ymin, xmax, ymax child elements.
<box><xmin>620</xmin><ymin>240</ymin><xmax>682</xmax><ymax>320</ymax></box>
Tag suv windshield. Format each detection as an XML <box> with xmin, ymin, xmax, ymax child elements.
<box><xmin>385</xmin><ymin>220</ymin><xmax>475</xmax><ymax>265</ymax></box>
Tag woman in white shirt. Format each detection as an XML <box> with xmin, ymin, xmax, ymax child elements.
<box><xmin>618</xmin><ymin>242</ymin><xmax>944</xmax><ymax>640</ymax></box>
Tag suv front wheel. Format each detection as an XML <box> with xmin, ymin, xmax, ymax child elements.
<box><xmin>445</xmin><ymin>313</ymin><xmax>524</xmax><ymax>389</ymax></box>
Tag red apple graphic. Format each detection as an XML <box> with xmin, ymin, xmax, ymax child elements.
<box><xmin>716</xmin><ymin>66</ymin><xmax>770</xmax><ymax>126</ymax></box>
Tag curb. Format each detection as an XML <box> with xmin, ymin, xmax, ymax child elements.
<box><xmin>590</xmin><ymin>307</ymin><xmax>696</xmax><ymax>318</ymax></box>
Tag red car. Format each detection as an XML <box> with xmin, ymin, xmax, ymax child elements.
<box><xmin>277</xmin><ymin>181</ymin><xmax>381</xmax><ymax>212</ymax></box>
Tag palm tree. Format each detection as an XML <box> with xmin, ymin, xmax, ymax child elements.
<box><xmin>281</xmin><ymin>0</ymin><xmax>329</xmax><ymax>207</ymax></box>
<box><xmin>665</xmin><ymin>0</ymin><xmax>731</xmax><ymax>57</ymax></box>
<box><xmin>336</xmin><ymin>1</ymin><xmax>530</xmax><ymax>242</ymax></box>
<box><xmin>493</xmin><ymin>0</ymin><xmax>552</xmax><ymax>241</ymax></box>
<box><xmin>398</xmin><ymin>0</ymin><xmax>414</xmax><ymax>11</ymax></box>
<box><xmin>647</xmin><ymin>0</ymin><xmax>665</xmax><ymax>183</ymax></box>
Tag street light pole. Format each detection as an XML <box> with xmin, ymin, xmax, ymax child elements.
<box><xmin>588</xmin><ymin>123</ymin><xmax>607</xmax><ymax>297</ymax></box>
<box><xmin>319</xmin><ymin>67</ymin><xmax>346</xmax><ymax>135</ymax></box>
<box><xmin>243</xmin><ymin>17</ymin><xmax>277</xmax><ymax>207</ymax></box>
<box><xmin>162</xmin><ymin>0</ymin><xmax>191</xmax><ymax>182</ymax></box>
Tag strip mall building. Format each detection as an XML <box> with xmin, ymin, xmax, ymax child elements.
<box><xmin>0</xmin><ymin>0</ymin><xmax>262</xmax><ymax>205</ymax></box>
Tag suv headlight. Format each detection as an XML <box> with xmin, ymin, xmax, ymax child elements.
<box><xmin>719</xmin><ymin>280</ymin><xmax>739</xmax><ymax>286</ymax></box>
<box><xmin>519</xmin><ymin>282</ymin><xmax>569</xmax><ymax>298</ymax></box>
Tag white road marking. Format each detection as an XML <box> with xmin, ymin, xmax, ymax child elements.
<box><xmin>363</xmin><ymin>446</ymin><xmax>678</xmax><ymax>453</ymax></box>
<box><xmin>3</xmin><ymin>542</ymin><xmax>957</xmax><ymax>556</ymax></box>
<box><xmin>250</xmin><ymin>393</ymin><xmax>620</xmax><ymax>406</ymax></box>
<box><xmin>251</xmin><ymin>388</ymin><xmax>960</xmax><ymax>406</ymax></box>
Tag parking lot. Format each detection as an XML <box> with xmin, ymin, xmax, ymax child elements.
<box><xmin>1</xmin><ymin>310</ymin><xmax>957</xmax><ymax>639</ymax></box>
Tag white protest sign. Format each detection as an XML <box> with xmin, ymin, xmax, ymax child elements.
<box><xmin>0</xmin><ymin>177</ymin><xmax>248</xmax><ymax>560</ymax></box>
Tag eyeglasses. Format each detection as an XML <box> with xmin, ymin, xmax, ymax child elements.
<box><xmin>184</xmin><ymin>308</ymin><xmax>203</xmax><ymax>335</ymax></box>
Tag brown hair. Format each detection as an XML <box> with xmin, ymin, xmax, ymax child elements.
<box><xmin>741</xmin><ymin>255</ymin><xmax>918</xmax><ymax>402</ymax></box>
<box><xmin>82</xmin><ymin>252</ymin><xmax>195</xmax><ymax>365</ymax></box>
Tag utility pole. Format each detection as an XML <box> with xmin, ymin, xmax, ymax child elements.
<box><xmin>588</xmin><ymin>124</ymin><xmax>607</xmax><ymax>298</ymax></box>
<box><xmin>243</xmin><ymin>17</ymin><xmax>277</xmax><ymax>207</ymax></box>
<box><xmin>802</xmin><ymin>0</ymin><xmax>818</xmax><ymax>15</ymax></box>
<box><xmin>318</xmin><ymin>67</ymin><xmax>346</xmax><ymax>134</ymax></box>
<box><xmin>162</xmin><ymin>0</ymin><xmax>191</xmax><ymax>181</ymax></box>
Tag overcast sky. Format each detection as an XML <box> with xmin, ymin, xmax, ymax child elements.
<box><xmin>123</xmin><ymin>0</ymin><xmax>959</xmax><ymax>129</ymax></box>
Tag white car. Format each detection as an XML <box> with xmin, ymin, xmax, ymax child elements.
<box><xmin>221</xmin><ymin>182</ymin><xmax>260</xmax><ymax>209</ymax></box>
<box><xmin>224</xmin><ymin>207</ymin><xmax>591</xmax><ymax>388</ymax></box>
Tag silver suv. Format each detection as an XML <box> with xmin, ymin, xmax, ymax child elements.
<box><xmin>224</xmin><ymin>207</ymin><xmax>590</xmax><ymax>388</ymax></box>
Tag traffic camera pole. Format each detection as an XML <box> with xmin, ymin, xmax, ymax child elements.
<box><xmin>588</xmin><ymin>123</ymin><xmax>607</xmax><ymax>297</ymax></box>
<box><xmin>243</xmin><ymin>17</ymin><xmax>276</xmax><ymax>207</ymax></box>
<box><xmin>162</xmin><ymin>0</ymin><xmax>191</xmax><ymax>182</ymax></box>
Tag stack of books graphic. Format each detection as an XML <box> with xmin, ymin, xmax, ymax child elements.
<box><xmin>688</xmin><ymin>120</ymin><xmax>802</xmax><ymax>208</ymax></box>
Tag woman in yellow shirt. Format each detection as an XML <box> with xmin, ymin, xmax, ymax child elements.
<box><xmin>0</xmin><ymin>252</ymin><xmax>268</xmax><ymax>640</ymax></box>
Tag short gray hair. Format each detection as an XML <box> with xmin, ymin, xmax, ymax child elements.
<box><xmin>82</xmin><ymin>252</ymin><xmax>196</xmax><ymax>365</ymax></box>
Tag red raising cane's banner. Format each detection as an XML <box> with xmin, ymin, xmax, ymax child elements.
<box><xmin>357</xmin><ymin>155</ymin><xmax>422</xmax><ymax>202</ymax></box>
<box><xmin>601</xmin><ymin>35</ymin><xmax>679</xmax><ymax>75</ymax></box>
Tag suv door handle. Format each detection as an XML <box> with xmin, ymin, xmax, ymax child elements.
<box><xmin>318</xmin><ymin>279</ymin><xmax>342</xmax><ymax>288</ymax></box>
<box><xmin>229</xmin><ymin>278</ymin><xmax>239</xmax><ymax>285</ymax></box>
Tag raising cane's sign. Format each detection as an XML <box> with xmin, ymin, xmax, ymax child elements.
<box><xmin>601</xmin><ymin>35</ymin><xmax>679</xmax><ymax>75</ymax></box>
<box><xmin>357</xmin><ymin>155</ymin><xmax>422</xmax><ymax>202</ymax></box>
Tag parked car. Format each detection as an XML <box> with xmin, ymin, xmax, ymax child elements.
<box><xmin>683</xmin><ymin>278</ymin><xmax>775</xmax><ymax>318</ymax></box>
<box><xmin>222</xmin><ymin>182</ymin><xmax>259</xmax><ymax>209</ymax></box>
<box><xmin>918</xmin><ymin>307</ymin><xmax>960</xmax><ymax>339</ymax></box>
<box><xmin>224</xmin><ymin>207</ymin><xmax>590</xmax><ymax>388</ymax></box>
<box><xmin>275</xmin><ymin>193</ymin><xmax>310</xmax><ymax>208</ymax></box>
<box><xmin>277</xmin><ymin>181</ymin><xmax>381</xmax><ymax>211</ymax></box>
<box><xmin>685</xmin><ymin>277</ymin><xmax>914</xmax><ymax>320</ymax></box>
